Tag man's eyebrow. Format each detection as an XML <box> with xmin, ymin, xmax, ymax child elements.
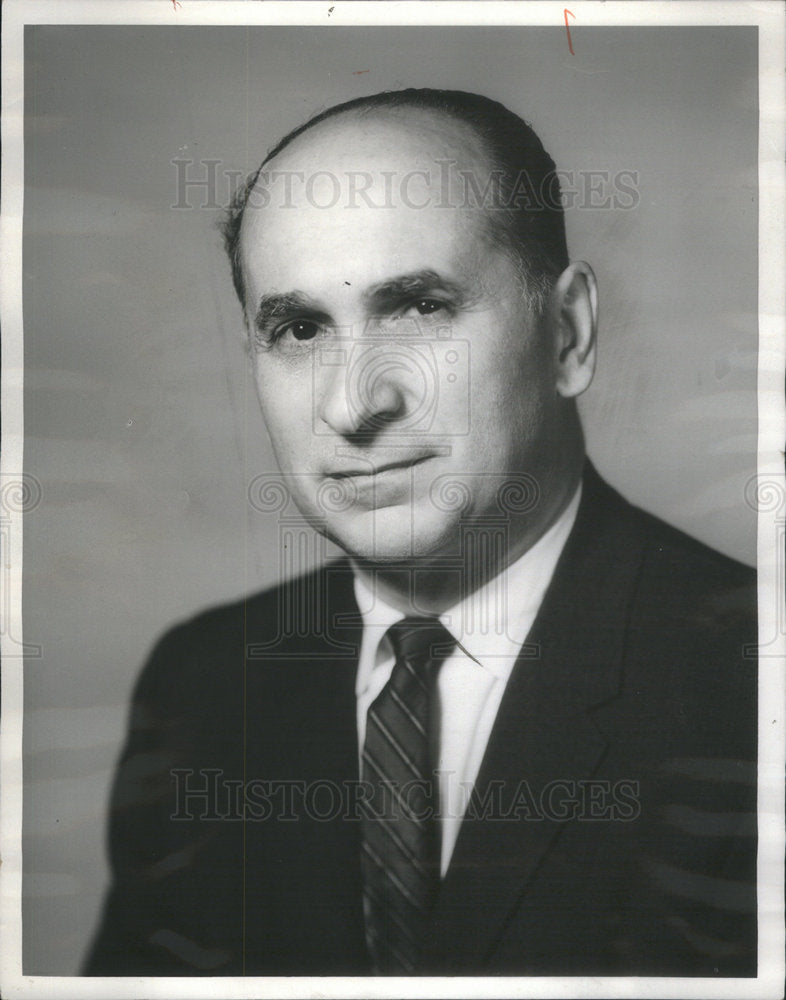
<box><xmin>362</xmin><ymin>270</ymin><xmax>468</xmax><ymax>310</ymax></box>
<box><xmin>253</xmin><ymin>291</ymin><xmax>330</xmax><ymax>331</ymax></box>
<box><xmin>253</xmin><ymin>272</ymin><xmax>471</xmax><ymax>330</ymax></box>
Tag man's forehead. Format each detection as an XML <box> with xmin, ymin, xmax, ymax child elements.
<box><xmin>238</xmin><ymin>111</ymin><xmax>495</xmax><ymax>293</ymax></box>
<box><xmin>241</xmin><ymin>206</ymin><xmax>485</xmax><ymax>307</ymax></box>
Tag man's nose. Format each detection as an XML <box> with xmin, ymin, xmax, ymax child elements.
<box><xmin>317</xmin><ymin>341</ymin><xmax>408</xmax><ymax>438</ymax></box>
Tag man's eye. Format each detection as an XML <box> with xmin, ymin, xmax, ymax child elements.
<box><xmin>411</xmin><ymin>298</ymin><xmax>445</xmax><ymax>316</ymax></box>
<box><xmin>276</xmin><ymin>319</ymin><xmax>321</xmax><ymax>342</ymax></box>
<box><xmin>396</xmin><ymin>299</ymin><xmax>448</xmax><ymax>322</ymax></box>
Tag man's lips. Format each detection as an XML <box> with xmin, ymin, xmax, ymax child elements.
<box><xmin>325</xmin><ymin>454</ymin><xmax>434</xmax><ymax>479</ymax></box>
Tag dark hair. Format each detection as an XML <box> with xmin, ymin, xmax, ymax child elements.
<box><xmin>220</xmin><ymin>88</ymin><xmax>568</xmax><ymax>314</ymax></box>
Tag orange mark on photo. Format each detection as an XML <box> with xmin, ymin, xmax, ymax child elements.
<box><xmin>564</xmin><ymin>8</ymin><xmax>576</xmax><ymax>56</ymax></box>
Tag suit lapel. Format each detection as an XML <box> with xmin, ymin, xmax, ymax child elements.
<box><xmin>424</xmin><ymin>467</ymin><xmax>647</xmax><ymax>971</ymax></box>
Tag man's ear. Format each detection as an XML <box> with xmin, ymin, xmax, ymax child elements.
<box><xmin>548</xmin><ymin>261</ymin><xmax>598</xmax><ymax>398</ymax></box>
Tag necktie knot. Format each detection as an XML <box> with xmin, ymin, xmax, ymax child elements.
<box><xmin>386</xmin><ymin>616</ymin><xmax>455</xmax><ymax>675</ymax></box>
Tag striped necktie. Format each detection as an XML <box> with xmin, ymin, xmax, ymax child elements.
<box><xmin>360</xmin><ymin>616</ymin><xmax>456</xmax><ymax>974</ymax></box>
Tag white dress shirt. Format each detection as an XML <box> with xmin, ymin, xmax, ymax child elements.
<box><xmin>353</xmin><ymin>484</ymin><xmax>582</xmax><ymax>876</ymax></box>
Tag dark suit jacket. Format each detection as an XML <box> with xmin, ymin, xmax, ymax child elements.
<box><xmin>84</xmin><ymin>466</ymin><xmax>757</xmax><ymax>976</ymax></box>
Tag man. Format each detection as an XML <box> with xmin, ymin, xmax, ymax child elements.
<box><xmin>85</xmin><ymin>89</ymin><xmax>757</xmax><ymax>977</ymax></box>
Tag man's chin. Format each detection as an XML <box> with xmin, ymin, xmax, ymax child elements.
<box><xmin>319</xmin><ymin>506</ymin><xmax>460</xmax><ymax>567</ymax></box>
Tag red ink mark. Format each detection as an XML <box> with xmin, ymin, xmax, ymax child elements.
<box><xmin>564</xmin><ymin>8</ymin><xmax>575</xmax><ymax>55</ymax></box>
<box><xmin>171</xmin><ymin>0</ymin><xmax>181</xmax><ymax>10</ymax></box>
<box><xmin>352</xmin><ymin>70</ymin><xmax>370</xmax><ymax>75</ymax></box>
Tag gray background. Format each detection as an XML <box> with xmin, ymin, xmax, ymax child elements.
<box><xmin>23</xmin><ymin>25</ymin><xmax>758</xmax><ymax>973</ymax></box>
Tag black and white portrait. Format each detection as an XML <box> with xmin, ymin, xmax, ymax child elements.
<box><xmin>2</xmin><ymin>2</ymin><xmax>783</xmax><ymax>996</ymax></box>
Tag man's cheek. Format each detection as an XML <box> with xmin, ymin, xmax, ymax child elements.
<box><xmin>260</xmin><ymin>402</ymin><xmax>309</xmax><ymax>452</ymax></box>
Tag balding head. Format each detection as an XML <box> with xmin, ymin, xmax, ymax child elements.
<box><xmin>222</xmin><ymin>89</ymin><xmax>569</xmax><ymax>320</ymax></box>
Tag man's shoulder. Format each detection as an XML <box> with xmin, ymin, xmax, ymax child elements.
<box><xmin>131</xmin><ymin>559</ymin><xmax>357</xmax><ymax>703</ymax></box>
<box><xmin>161</xmin><ymin>558</ymin><xmax>354</xmax><ymax>640</ymax></box>
<box><xmin>582</xmin><ymin>464</ymin><xmax>755</xmax><ymax>612</ymax></box>
<box><xmin>579</xmin><ymin>466</ymin><xmax>757</xmax><ymax>755</ymax></box>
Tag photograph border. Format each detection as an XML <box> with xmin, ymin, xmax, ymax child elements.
<box><xmin>1</xmin><ymin>2</ymin><xmax>784</xmax><ymax>998</ymax></box>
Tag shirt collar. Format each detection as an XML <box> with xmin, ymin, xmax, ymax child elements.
<box><xmin>353</xmin><ymin>482</ymin><xmax>582</xmax><ymax>690</ymax></box>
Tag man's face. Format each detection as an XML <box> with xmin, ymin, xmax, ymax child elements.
<box><xmin>240</xmin><ymin>111</ymin><xmax>567</xmax><ymax>566</ymax></box>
